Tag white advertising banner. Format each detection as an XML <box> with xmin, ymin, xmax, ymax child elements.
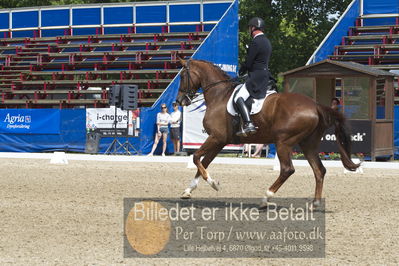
<box><xmin>86</xmin><ymin>107</ymin><xmax>140</xmax><ymax>137</ymax></box>
<box><xmin>182</xmin><ymin>98</ymin><xmax>208</xmax><ymax>150</ymax></box>
<box><xmin>182</xmin><ymin>97</ymin><xmax>242</xmax><ymax>151</ymax></box>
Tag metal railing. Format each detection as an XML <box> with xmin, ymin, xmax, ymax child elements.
<box><xmin>0</xmin><ymin>0</ymin><xmax>232</xmax><ymax>38</ymax></box>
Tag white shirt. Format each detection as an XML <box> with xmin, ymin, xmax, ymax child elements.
<box><xmin>253</xmin><ymin>32</ymin><xmax>264</xmax><ymax>38</ymax></box>
<box><xmin>170</xmin><ymin>110</ymin><xmax>182</xmax><ymax>128</ymax></box>
<box><xmin>157</xmin><ymin>112</ymin><xmax>171</xmax><ymax>127</ymax></box>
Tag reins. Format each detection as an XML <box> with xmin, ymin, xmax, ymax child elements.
<box><xmin>181</xmin><ymin>60</ymin><xmax>241</xmax><ymax>104</ymax></box>
<box><xmin>202</xmin><ymin>77</ymin><xmax>239</xmax><ymax>91</ymax></box>
<box><xmin>189</xmin><ymin>78</ymin><xmax>239</xmax><ymax>104</ymax></box>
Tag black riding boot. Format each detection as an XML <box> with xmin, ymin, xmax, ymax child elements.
<box><xmin>236</xmin><ymin>97</ymin><xmax>257</xmax><ymax>137</ymax></box>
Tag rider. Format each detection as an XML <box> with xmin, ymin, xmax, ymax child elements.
<box><xmin>235</xmin><ymin>17</ymin><xmax>272</xmax><ymax>137</ymax></box>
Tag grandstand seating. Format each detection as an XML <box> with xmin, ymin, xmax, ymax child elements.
<box><xmin>329</xmin><ymin>16</ymin><xmax>399</xmax><ymax>69</ymax></box>
<box><xmin>0</xmin><ymin>32</ymin><xmax>207</xmax><ymax>108</ymax></box>
<box><xmin>326</xmin><ymin>14</ymin><xmax>399</xmax><ymax>104</ymax></box>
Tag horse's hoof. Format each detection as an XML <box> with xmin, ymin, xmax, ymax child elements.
<box><xmin>181</xmin><ymin>191</ymin><xmax>192</xmax><ymax>199</ymax></box>
<box><xmin>259</xmin><ymin>197</ymin><xmax>268</xmax><ymax>210</ymax></box>
<box><xmin>210</xmin><ymin>180</ymin><xmax>220</xmax><ymax>191</ymax></box>
<box><xmin>309</xmin><ymin>200</ymin><xmax>320</xmax><ymax>211</ymax></box>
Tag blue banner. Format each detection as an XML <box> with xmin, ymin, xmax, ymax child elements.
<box><xmin>308</xmin><ymin>0</ymin><xmax>360</xmax><ymax>64</ymax></box>
<box><xmin>0</xmin><ymin>109</ymin><xmax>60</xmax><ymax>134</ymax></box>
<box><xmin>138</xmin><ymin>0</ymin><xmax>238</xmax><ymax>155</ymax></box>
<box><xmin>192</xmin><ymin>1</ymin><xmax>238</xmax><ymax>75</ymax></box>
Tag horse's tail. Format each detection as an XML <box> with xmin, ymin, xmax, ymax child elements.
<box><xmin>317</xmin><ymin>104</ymin><xmax>361</xmax><ymax>171</ymax></box>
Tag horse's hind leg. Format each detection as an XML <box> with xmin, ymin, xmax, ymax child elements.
<box><xmin>181</xmin><ymin>137</ymin><xmax>224</xmax><ymax>198</ymax></box>
<box><xmin>261</xmin><ymin>143</ymin><xmax>295</xmax><ymax>207</ymax></box>
<box><xmin>299</xmin><ymin>141</ymin><xmax>326</xmax><ymax>208</ymax></box>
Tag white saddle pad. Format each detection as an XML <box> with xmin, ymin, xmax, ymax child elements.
<box><xmin>227</xmin><ymin>85</ymin><xmax>277</xmax><ymax>116</ymax></box>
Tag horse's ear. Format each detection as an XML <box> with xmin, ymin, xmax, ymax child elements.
<box><xmin>177</xmin><ymin>55</ymin><xmax>187</xmax><ymax>68</ymax></box>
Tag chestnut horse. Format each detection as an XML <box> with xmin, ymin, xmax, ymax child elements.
<box><xmin>176</xmin><ymin>58</ymin><xmax>360</xmax><ymax>208</ymax></box>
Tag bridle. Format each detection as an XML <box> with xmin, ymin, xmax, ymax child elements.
<box><xmin>179</xmin><ymin>60</ymin><xmax>238</xmax><ymax>105</ymax></box>
<box><xmin>180</xmin><ymin>60</ymin><xmax>198</xmax><ymax>105</ymax></box>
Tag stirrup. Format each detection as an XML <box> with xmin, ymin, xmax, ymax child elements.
<box><xmin>244</xmin><ymin>123</ymin><xmax>257</xmax><ymax>135</ymax></box>
<box><xmin>236</xmin><ymin>129</ymin><xmax>248</xmax><ymax>137</ymax></box>
<box><xmin>236</xmin><ymin>121</ymin><xmax>247</xmax><ymax>136</ymax></box>
<box><xmin>236</xmin><ymin>122</ymin><xmax>257</xmax><ymax>137</ymax></box>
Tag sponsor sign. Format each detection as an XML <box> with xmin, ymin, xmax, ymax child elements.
<box><xmin>320</xmin><ymin>120</ymin><xmax>372</xmax><ymax>153</ymax></box>
<box><xmin>182</xmin><ymin>97</ymin><xmax>207</xmax><ymax>150</ymax></box>
<box><xmin>0</xmin><ymin>109</ymin><xmax>60</xmax><ymax>134</ymax></box>
<box><xmin>86</xmin><ymin>107</ymin><xmax>140</xmax><ymax>137</ymax></box>
<box><xmin>182</xmin><ymin>97</ymin><xmax>241</xmax><ymax>150</ymax></box>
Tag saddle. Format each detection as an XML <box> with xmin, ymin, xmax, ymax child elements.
<box><xmin>228</xmin><ymin>79</ymin><xmax>277</xmax><ymax>143</ymax></box>
<box><xmin>227</xmin><ymin>78</ymin><xmax>277</xmax><ymax>116</ymax></box>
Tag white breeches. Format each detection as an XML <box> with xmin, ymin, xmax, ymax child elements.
<box><xmin>233</xmin><ymin>84</ymin><xmax>250</xmax><ymax>103</ymax></box>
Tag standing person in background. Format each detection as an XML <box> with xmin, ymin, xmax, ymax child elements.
<box><xmin>252</xmin><ymin>144</ymin><xmax>265</xmax><ymax>158</ymax></box>
<box><xmin>147</xmin><ymin>103</ymin><xmax>171</xmax><ymax>156</ymax></box>
<box><xmin>170</xmin><ymin>102</ymin><xmax>182</xmax><ymax>154</ymax></box>
<box><xmin>331</xmin><ymin>97</ymin><xmax>340</xmax><ymax>111</ymax></box>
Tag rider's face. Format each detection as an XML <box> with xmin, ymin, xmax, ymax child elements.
<box><xmin>248</xmin><ymin>26</ymin><xmax>256</xmax><ymax>37</ymax></box>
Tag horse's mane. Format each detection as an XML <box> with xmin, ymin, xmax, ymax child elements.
<box><xmin>194</xmin><ymin>60</ymin><xmax>238</xmax><ymax>90</ymax></box>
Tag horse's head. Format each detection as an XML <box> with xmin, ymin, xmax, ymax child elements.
<box><xmin>176</xmin><ymin>58</ymin><xmax>201</xmax><ymax>106</ymax></box>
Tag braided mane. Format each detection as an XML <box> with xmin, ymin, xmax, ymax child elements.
<box><xmin>195</xmin><ymin>60</ymin><xmax>238</xmax><ymax>89</ymax></box>
<box><xmin>196</xmin><ymin>60</ymin><xmax>232</xmax><ymax>80</ymax></box>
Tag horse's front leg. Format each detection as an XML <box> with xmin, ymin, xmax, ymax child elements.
<box><xmin>181</xmin><ymin>136</ymin><xmax>225</xmax><ymax>198</ymax></box>
<box><xmin>259</xmin><ymin>143</ymin><xmax>295</xmax><ymax>208</ymax></box>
